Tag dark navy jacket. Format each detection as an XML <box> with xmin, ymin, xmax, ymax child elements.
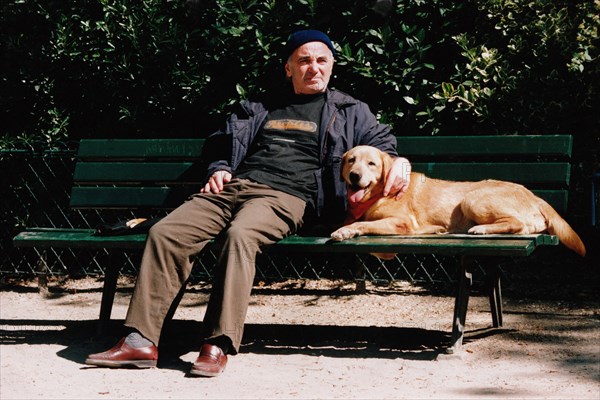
<box><xmin>202</xmin><ymin>89</ymin><xmax>398</xmax><ymax>225</ymax></box>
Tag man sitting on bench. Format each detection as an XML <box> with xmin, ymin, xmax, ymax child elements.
<box><xmin>85</xmin><ymin>29</ymin><xmax>411</xmax><ymax>377</ymax></box>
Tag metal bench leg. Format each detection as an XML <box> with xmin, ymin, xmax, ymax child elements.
<box><xmin>353</xmin><ymin>254</ymin><xmax>366</xmax><ymax>293</ymax></box>
<box><xmin>447</xmin><ymin>255</ymin><xmax>474</xmax><ymax>354</ymax></box>
<box><xmin>36</xmin><ymin>249</ymin><xmax>49</xmax><ymax>298</ymax></box>
<box><xmin>487</xmin><ymin>265</ymin><xmax>503</xmax><ymax>328</ymax></box>
<box><xmin>98</xmin><ymin>251</ymin><xmax>120</xmax><ymax>336</ymax></box>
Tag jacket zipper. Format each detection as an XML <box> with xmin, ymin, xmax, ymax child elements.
<box><xmin>320</xmin><ymin>112</ymin><xmax>337</xmax><ymax>165</ymax></box>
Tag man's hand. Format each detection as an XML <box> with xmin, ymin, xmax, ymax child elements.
<box><xmin>384</xmin><ymin>157</ymin><xmax>411</xmax><ymax>199</ymax></box>
<box><xmin>201</xmin><ymin>170</ymin><xmax>232</xmax><ymax>194</ymax></box>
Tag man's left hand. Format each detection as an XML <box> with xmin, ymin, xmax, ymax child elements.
<box><xmin>384</xmin><ymin>157</ymin><xmax>411</xmax><ymax>199</ymax></box>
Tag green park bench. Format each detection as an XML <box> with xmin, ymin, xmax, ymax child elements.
<box><xmin>13</xmin><ymin>135</ymin><xmax>575</xmax><ymax>353</ymax></box>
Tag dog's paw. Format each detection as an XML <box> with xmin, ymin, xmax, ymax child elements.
<box><xmin>468</xmin><ymin>225</ymin><xmax>489</xmax><ymax>235</ymax></box>
<box><xmin>330</xmin><ymin>227</ymin><xmax>359</xmax><ymax>241</ymax></box>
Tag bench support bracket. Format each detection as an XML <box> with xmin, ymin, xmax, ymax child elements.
<box><xmin>487</xmin><ymin>264</ymin><xmax>503</xmax><ymax>327</ymax></box>
<box><xmin>36</xmin><ymin>249</ymin><xmax>49</xmax><ymax>298</ymax></box>
<box><xmin>98</xmin><ymin>251</ymin><xmax>121</xmax><ymax>336</ymax></box>
<box><xmin>447</xmin><ymin>255</ymin><xmax>474</xmax><ymax>354</ymax></box>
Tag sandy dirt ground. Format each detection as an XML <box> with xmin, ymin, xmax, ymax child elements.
<box><xmin>1</xmin><ymin>273</ymin><xmax>599</xmax><ymax>400</ymax></box>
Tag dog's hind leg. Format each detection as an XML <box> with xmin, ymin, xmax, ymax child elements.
<box><xmin>461</xmin><ymin>192</ymin><xmax>527</xmax><ymax>235</ymax></box>
<box><xmin>414</xmin><ymin>225</ymin><xmax>448</xmax><ymax>234</ymax></box>
<box><xmin>468</xmin><ymin>216</ymin><xmax>525</xmax><ymax>235</ymax></box>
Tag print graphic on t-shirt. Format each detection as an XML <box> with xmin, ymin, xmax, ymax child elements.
<box><xmin>264</xmin><ymin>119</ymin><xmax>317</xmax><ymax>133</ymax></box>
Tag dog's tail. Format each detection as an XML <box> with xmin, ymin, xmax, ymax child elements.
<box><xmin>540</xmin><ymin>200</ymin><xmax>586</xmax><ymax>257</ymax></box>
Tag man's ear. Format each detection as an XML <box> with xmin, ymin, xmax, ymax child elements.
<box><xmin>285</xmin><ymin>62</ymin><xmax>292</xmax><ymax>78</ymax></box>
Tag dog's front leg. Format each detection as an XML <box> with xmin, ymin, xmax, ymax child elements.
<box><xmin>330</xmin><ymin>223</ymin><xmax>364</xmax><ymax>241</ymax></box>
<box><xmin>330</xmin><ymin>218</ymin><xmax>409</xmax><ymax>241</ymax></box>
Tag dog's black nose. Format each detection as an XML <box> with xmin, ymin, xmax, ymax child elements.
<box><xmin>349</xmin><ymin>171</ymin><xmax>361</xmax><ymax>184</ymax></box>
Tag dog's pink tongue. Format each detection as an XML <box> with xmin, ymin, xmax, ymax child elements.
<box><xmin>349</xmin><ymin>189</ymin><xmax>366</xmax><ymax>203</ymax></box>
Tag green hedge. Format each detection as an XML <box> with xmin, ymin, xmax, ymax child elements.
<box><xmin>1</xmin><ymin>0</ymin><xmax>598</xmax><ymax>147</ymax></box>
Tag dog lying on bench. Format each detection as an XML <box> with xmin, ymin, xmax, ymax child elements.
<box><xmin>330</xmin><ymin>145</ymin><xmax>586</xmax><ymax>257</ymax></box>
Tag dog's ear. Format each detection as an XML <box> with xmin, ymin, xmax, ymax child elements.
<box><xmin>339</xmin><ymin>151</ymin><xmax>349</xmax><ymax>181</ymax></box>
<box><xmin>380</xmin><ymin>149</ymin><xmax>394</xmax><ymax>179</ymax></box>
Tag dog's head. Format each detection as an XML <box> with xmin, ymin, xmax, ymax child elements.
<box><xmin>340</xmin><ymin>145</ymin><xmax>394</xmax><ymax>204</ymax></box>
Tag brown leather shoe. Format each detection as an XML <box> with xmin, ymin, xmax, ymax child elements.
<box><xmin>85</xmin><ymin>337</ymin><xmax>158</xmax><ymax>368</ymax></box>
<box><xmin>189</xmin><ymin>344</ymin><xmax>227</xmax><ymax>377</ymax></box>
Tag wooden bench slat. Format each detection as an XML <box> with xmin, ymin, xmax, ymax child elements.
<box><xmin>77</xmin><ymin>136</ymin><xmax>573</xmax><ymax>160</ymax></box>
<box><xmin>328</xmin><ymin>233</ymin><xmax>560</xmax><ymax>246</ymax></box>
<box><xmin>68</xmin><ymin>186</ymin><xmax>567</xmax><ymax>212</ymax></box>
<box><xmin>77</xmin><ymin>139</ymin><xmax>205</xmax><ymax>159</ymax></box>
<box><xmin>530</xmin><ymin>190</ymin><xmax>568</xmax><ymax>212</ymax></box>
<box><xmin>271</xmin><ymin>235</ymin><xmax>549</xmax><ymax>256</ymax></box>
<box><xmin>397</xmin><ymin>135</ymin><xmax>573</xmax><ymax>157</ymax></box>
<box><xmin>13</xmin><ymin>229</ymin><xmax>147</xmax><ymax>249</ymax></box>
<box><xmin>70</xmin><ymin>187</ymin><xmax>195</xmax><ymax>208</ymax></box>
<box><xmin>74</xmin><ymin>162</ymin><xmax>205</xmax><ymax>183</ymax></box>
<box><xmin>412</xmin><ymin>162</ymin><xmax>570</xmax><ymax>185</ymax></box>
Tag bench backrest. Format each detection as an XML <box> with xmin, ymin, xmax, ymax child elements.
<box><xmin>72</xmin><ymin>135</ymin><xmax>573</xmax><ymax>213</ymax></box>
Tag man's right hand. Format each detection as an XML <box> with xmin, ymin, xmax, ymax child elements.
<box><xmin>201</xmin><ymin>170</ymin><xmax>232</xmax><ymax>194</ymax></box>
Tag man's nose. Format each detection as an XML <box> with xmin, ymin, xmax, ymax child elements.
<box><xmin>308</xmin><ymin>61</ymin><xmax>319</xmax><ymax>73</ymax></box>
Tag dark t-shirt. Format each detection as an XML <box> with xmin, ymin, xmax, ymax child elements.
<box><xmin>235</xmin><ymin>93</ymin><xmax>325</xmax><ymax>206</ymax></box>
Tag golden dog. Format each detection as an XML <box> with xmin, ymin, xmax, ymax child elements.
<box><xmin>330</xmin><ymin>145</ymin><xmax>586</xmax><ymax>257</ymax></box>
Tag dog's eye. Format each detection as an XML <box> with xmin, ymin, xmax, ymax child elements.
<box><xmin>347</xmin><ymin>157</ymin><xmax>355</xmax><ymax>164</ymax></box>
<box><xmin>368</xmin><ymin>161</ymin><xmax>376</xmax><ymax>166</ymax></box>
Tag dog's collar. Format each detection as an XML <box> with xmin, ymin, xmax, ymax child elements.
<box><xmin>344</xmin><ymin>195</ymin><xmax>381</xmax><ymax>224</ymax></box>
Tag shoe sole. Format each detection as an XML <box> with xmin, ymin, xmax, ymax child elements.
<box><xmin>85</xmin><ymin>358</ymin><xmax>157</xmax><ymax>369</ymax></box>
<box><xmin>189</xmin><ymin>366</ymin><xmax>225</xmax><ymax>377</ymax></box>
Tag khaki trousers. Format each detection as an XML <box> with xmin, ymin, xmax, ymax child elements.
<box><xmin>124</xmin><ymin>179</ymin><xmax>306</xmax><ymax>353</ymax></box>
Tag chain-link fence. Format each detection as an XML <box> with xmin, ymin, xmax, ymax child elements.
<box><xmin>2</xmin><ymin>147</ymin><xmax>508</xmax><ymax>284</ymax></box>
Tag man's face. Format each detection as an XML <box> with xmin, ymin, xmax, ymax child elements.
<box><xmin>285</xmin><ymin>41</ymin><xmax>334</xmax><ymax>95</ymax></box>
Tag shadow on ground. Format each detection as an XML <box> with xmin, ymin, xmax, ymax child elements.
<box><xmin>0</xmin><ymin>317</ymin><xmax>515</xmax><ymax>373</ymax></box>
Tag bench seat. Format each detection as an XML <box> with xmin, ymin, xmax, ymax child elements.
<box><xmin>15</xmin><ymin>229</ymin><xmax>556</xmax><ymax>256</ymax></box>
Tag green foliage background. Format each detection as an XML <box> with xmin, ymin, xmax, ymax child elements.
<box><xmin>1</xmin><ymin>0</ymin><xmax>598</xmax><ymax>149</ymax></box>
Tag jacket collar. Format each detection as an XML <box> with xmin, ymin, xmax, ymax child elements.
<box><xmin>325</xmin><ymin>88</ymin><xmax>358</xmax><ymax>108</ymax></box>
